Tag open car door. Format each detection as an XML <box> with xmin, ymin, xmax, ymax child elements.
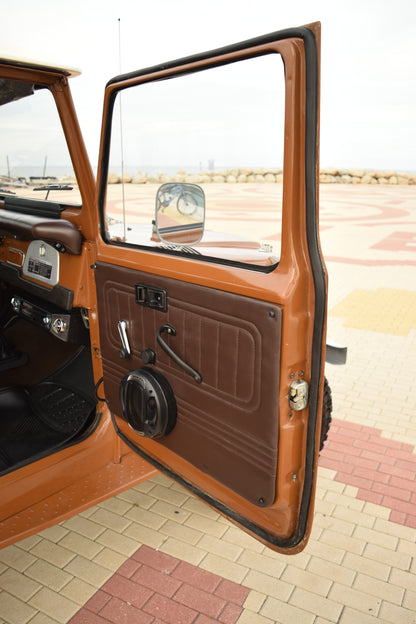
<box><xmin>94</xmin><ymin>22</ymin><xmax>326</xmax><ymax>554</ymax></box>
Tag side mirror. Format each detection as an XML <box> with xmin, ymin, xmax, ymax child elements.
<box><xmin>155</xmin><ymin>183</ymin><xmax>205</xmax><ymax>245</ymax></box>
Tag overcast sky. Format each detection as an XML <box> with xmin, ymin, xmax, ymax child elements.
<box><xmin>2</xmin><ymin>0</ymin><xmax>415</xmax><ymax>172</ymax></box>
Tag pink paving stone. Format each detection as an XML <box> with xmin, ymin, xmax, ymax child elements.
<box><xmin>318</xmin><ymin>456</ymin><xmax>341</xmax><ymax>471</ymax></box>
<box><xmin>101</xmin><ymin>574</ymin><xmax>153</xmax><ymax>608</ymax></box>
<box><xmin>194</xmin><ymin>616</ymin><xmax>217</xmax><ymax>624</ymax></box>
<box><xmin>360</xmin><ymin>450</ymin><xmax>395</xmax><ymax>466</ymax></box>
<box><xmin>389</xmin><ymin>510</ymin><xmax>408</xmax><ymax>525</ymax></box>
<box><xmin>386</xmin><ymin>458</ymin><xmax>416</xmax><ymax>473</ymax></box>
<box><xmin>132</xmin><ymin>563</ymin><xmax>183</xmax><ymax>597</ymax></box>
<box><xmin>174</xmin><ymin>584</ymin><xmax>226</xmax><ymax>619</ymax></box>
<box><xmin>344</xmin><ymin>454</ymin><xmax>380</xmax><ymax>471</ymax></box>
<box><xmin>378</xmin><ymin>463</ymin><xmax>415</xmax><ymax>481</ymax></box>
<box><xmin>100</xmin><ymin>596</ymin><xmax>153</xmax><ymax>624</ymax></box>
<box><xmin>329</xmin><ymin>441</ymin><xmax>362</xmax><ymax>457</ymax></box>
<box><xmin>318</xmin><ymin>448</ymin><xmax>345</xmax><ymax>464</ymax></box>
<box><xmin>382</xmin><ymin>497</ymin><xmax>416</xmax><ymax>516</ymax></box>
<box><xmin>352</xmin><ymin>466</ymin><xmax>390</xmax><ymax>484</ymax></box>
<box><xmin>172</xmin><ymin>561</ymin><xmax>222</xmax><ymax>593</ymax></box>
<box><xmin>386</xmin><ymin>446</ymin><xmax>415</xmax><ymax>460</ymax></box>
<box><xmin>390</xmin><ymin>476</ymin><xmax>416</xmax><ymax>494</ymax></box>
<box><xmin>357</xmin><ymin>489</ymin><xmax>384</xmax><ymax>505</ymax></box>
<box><xmin>117</xmin><ymin>558</ymin><xmax>142</xmax><ymax>579</ymax></box>
<box><xmin>404</xmin><ymin>514</ymin><xmax>416</xmax><ymax>529</ymax></box>
<box><xmin>352</xmin><ymin>439</ymin><xmax>388</xmax><ymax>454</ymax></box>
<box><xmin>132</xmin><ymin>544</ymin><xmax>181</xmax><ymax>573</ymax></box>
<box><xmin>214</xmin><ymin>579</ymin><xmax>250</xmax><ymax>606</ymax></box>
<box><xmin>334</xmin><ymin>472</ymin><xmax>374</xmax><ymax>490</ymax></box>
<box><xmin>319</xmin><ymin>457</ymin><xmax>355</xmax><ymax>474</ymax></box>
<box><xmin>368</xmin><ymin>434</ymin><xmax>406</xmax><ymax>450</ymax></box>
<box><xmin>219</xmin><ymin>602</ymin><xmax>244</xmax><ymax>624</ymax></box>
<box><xmin>143</xmin><ymin>593</ymin><xmax>197</xmax><ymax>624</ymax></box>
<box><xmin>372</xmin><ymin>482</ymin><xmax>411</xmax><ymax>502</ymax></box>
<box><xmin>84</xmin><ymin>590</ymin><xmax>112</xmax><ymax>614</ymax></box>
<box><xmin>69</xmin><ymin>612</ymin><xmax>110</xmax><ymax>624</ymax></box>
<box><xmin>334</xmin><ymin>421</ymin><xmax>365</xmax><ymax>433</ymax></box>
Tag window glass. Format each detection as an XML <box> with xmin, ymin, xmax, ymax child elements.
<box><xmin>0</xmin><ymin>83</ymin><xmax>80</xmax><ymax>205</ymax></box>
<box><xmin>105</xmin><ymin>54</ymin><xmax>284</xmax><ymax>268</ymax></box>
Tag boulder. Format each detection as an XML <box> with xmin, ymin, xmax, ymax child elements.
<box><xmin>108</xmin><ymin>172</ymin><xmax>120</xmax><ymax>184</ymax></box>
<box><xmin>133</xmin><ymin>172</ymin><xmax>147</xmax><ymax>184</ymax></box>
<box><xmin>397</xmin><ymin>176</ymin><xmax>410</xmax><ymax>185</ymax></box>
<box><xmin>321</xmin><ymin>167</ymin><xmax>338</xmax><ymax>176</ymax></box>
<box><xmin>185</xmin><ymin>174</ymin><xmax>204</xmax><ymax>183</ymax></box>
<box><xmin>159</xmin><ymin>174</ymin><xmax>174</xmax><ymax>183</ymax></box>
<box><xmin>146</xmin><ymin>175</ymin><xmax>161</xmax><ymax>184</ymax></box>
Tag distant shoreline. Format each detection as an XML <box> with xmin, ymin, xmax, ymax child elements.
<box><xmin>108</xmin><ymin>167</ymin><xmax>416</xmax><ymax>186</ymax></box>
<box><xmin>3</xmin><ymin>166</ymin><xmax>415</xmax><ymax>186</ymax></box>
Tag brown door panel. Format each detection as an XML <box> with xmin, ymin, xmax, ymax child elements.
<box><xmin>95</xmin><ymin>261</ymin><xmax>282</xmax><ymax>506</ymax></box>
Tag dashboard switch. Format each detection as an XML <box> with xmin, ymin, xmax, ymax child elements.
<box><xmin>52</xmin><ymin>318</ymin><xmax>67</xmax><ymax>334</ymax></box>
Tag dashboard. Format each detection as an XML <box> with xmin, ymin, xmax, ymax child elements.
<box><xmin>0</xmin><ymin>200</ymin><xmax>88</xmax><ymax>343</ymax></box>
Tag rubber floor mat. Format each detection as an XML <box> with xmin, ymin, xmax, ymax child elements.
<box><xmin>0</xmin><ymin>381</ymin><xmax>96</xmax><ymax>473</ymax></box>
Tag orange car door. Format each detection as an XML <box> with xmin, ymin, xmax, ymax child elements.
<box><xmin>94</xmin><ymin>22</ymin><xmax>326</xmax><ymax>554</ymax></box>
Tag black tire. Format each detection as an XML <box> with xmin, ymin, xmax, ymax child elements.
<box><xmin>320</xmin><ymin>377</ymin><xmax>332</xmax><ymax>451</ymax></box>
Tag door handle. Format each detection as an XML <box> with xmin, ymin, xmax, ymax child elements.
<box><xmin>157</xmin><ymin>324</ymin><xmax>202</xmax><ymax>384</ymax></box>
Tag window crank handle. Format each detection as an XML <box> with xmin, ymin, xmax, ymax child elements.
<box><xmin>157</xmin><ymin>324</ymin><xmax>202</xmax><ymax>384</ymax></box>
<box><xmin>118</xmin><ymin>320</ymin><xmax>131</xmax><ymax>358</ymax></box>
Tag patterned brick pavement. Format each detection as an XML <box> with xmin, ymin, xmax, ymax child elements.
<box><xmin>320</xmin><ymin>420</ymin><xmax>416</xmax><ymax>528</ymax></box>
<box><xmin>70</xmin><ymin>545</ymin><xmax>249</xmax><ymax>624</ymax></box>
<box><xmin>0</xmin><ymin>184</ymin><xmax>415</xmax><ymax>624</ymax></box>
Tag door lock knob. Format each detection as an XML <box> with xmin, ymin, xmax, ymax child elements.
<box><xmin>141</xmin><ymin>348</ymin><xmax>156</xmax><ymax>365</ymax></box>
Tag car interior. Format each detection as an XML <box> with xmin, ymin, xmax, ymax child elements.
<box><xmin>0</xmin><ymin>197</ymin><xmax>97</xmax><ymax>476</ymax></box>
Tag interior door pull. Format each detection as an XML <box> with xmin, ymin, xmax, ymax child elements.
<box><xmin>157</xmin><ymin>324</ymin><xmax>202</xmax><ymax>384</ymax></box>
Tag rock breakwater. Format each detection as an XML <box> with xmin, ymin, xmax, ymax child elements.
<box><xmin>108</xmin><ymin>167</ymin><xmax>416</xmax><ymax>185</ymax></box>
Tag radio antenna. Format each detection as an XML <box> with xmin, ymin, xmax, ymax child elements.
<box><xmin>118</xmin><ymin>18</ymin><xmax>127</xmax><ymax>241</ymax></box>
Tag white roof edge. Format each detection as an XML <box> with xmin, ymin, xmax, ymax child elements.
<box><xmin>0</xmin><ymin>55</ymin><xmax>81</xmax><ymax>78</ymax></box>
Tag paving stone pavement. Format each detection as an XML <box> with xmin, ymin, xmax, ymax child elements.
<box><xmin>0</xmin><ymin>184</ymin><xmax>415</xmax><ymax>624</ymax></box>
